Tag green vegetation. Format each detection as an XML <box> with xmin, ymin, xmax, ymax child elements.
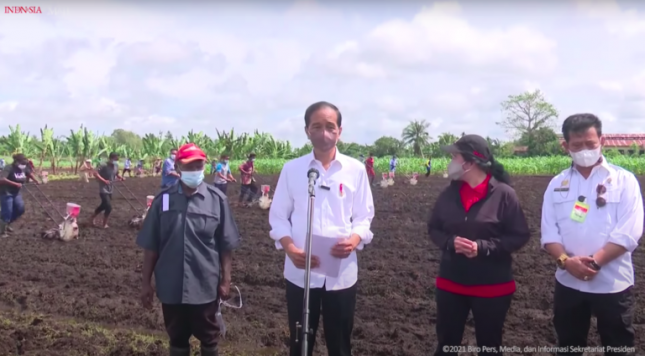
<box><xmin>0</xmin><ymin>311</ymin><xmax>279</xmax><ymax>356</ymax></box>
<box><xmin>0</xmin><ymin>90</ymin><xmax>642</xmax><ymax>177</ymax></box>
<box><xmin>243</xmin><ymin>156</ymin><xmax>645</xmax><ymax>175</ymax></box>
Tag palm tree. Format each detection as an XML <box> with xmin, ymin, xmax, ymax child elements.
<box><xmin>402</xmin><ymin>119</ymin><xmax>431</xmax><ymax>157</ymax></box>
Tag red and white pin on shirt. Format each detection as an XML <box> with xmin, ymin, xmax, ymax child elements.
<box><xmin>339</xmin><ymin>183</ymin><xmax>345</xmax><ymax>198</ymax></box>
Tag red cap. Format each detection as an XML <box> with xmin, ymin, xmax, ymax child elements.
<box><xmin>176</xmin><ymin>143</ymin><xmax>207</xmax><ymax>164</ymax></box>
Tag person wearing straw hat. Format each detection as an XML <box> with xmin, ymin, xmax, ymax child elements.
<box><xmin>427</xmin><ymin>134</ymin><xmax>530</xmax><ymax>355</ymax></box>
<box><xmin>137</xmin><ymin>143</ymin><xmax>241</xmax><ymax>356</ymax></box>
<box><xmin>79</xmin><ymin>159</ymin><xmax>93</xmax><ymax>182</ymax></box>
<box><xmin>541</xmin><ymin>114</ymin><xmax>642</xmax><ymax>356</ymax></box>
<box><xmin>0</xmin><ymin>154</ymin><xmax>40</xmax><ymax>237</ymax></box>
<box><xmin>87</xmin><ymin>152</ymin><xmax>124</xmax><ymax>229</ymax></box>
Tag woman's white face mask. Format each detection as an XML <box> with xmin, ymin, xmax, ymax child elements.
<box><xmin>447</xmin><ymin>159</ymin><xmax>472</xmax><ymax>180</ymax></box>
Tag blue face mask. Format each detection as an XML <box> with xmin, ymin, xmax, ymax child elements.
<box><xmin>180</xmin><ymin>170</ymin><xmax>204</xmax><ymax>188</ymax></box>
<box><xmin>112</xmin><ymin>160</ymin><xmax>119</xmax><ymax>165</ymax></box>
<box><xmin>170</xmin><ymin>154</ymin><xmax>176</xmax><ymax>160</ymax></box>
<box><xmin>223</xmin><ymin>160</ymin><xmax>229</xmax><ymax>164</ymax></box>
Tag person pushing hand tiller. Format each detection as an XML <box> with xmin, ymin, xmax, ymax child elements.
<box><xmin>87</xmin><ymin>152</ymin><xmax>124</xmax><ymax>229</ymax></box>
<box><xmin>0</xmin><ymin>154</ymin><xmax>40</xmax><ymax>237</ymax></box>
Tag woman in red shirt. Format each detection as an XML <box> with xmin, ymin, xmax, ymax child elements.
<box><xmin>365</xmin><ymin>152</ymin><xmax>375</xmax><ymax>185</ymax></box>
<box><xmin>427</xmin><ymin>135</ymin><xmax>530</xmax><ymax>355</ymax></box>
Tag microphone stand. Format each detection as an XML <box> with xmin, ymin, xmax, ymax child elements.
<box><xmin>296</xmin><ymin>170</ymin><xmax>317</xmax><ymax>356</ymax></box>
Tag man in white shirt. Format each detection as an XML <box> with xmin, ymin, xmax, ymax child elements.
<box><xmin>541</xmin><ymin>113</ymin><xmax>642</xmax><ymax>356</ymax></box>
<box><xmin>269</xmin><ymin>101</ymin><xmax>375</xmax><ymax>356</ymax></box>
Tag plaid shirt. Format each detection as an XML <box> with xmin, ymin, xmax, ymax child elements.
<box><xmin>240</xmin><ymin>161</ymin><xmax>254</xmax><ymax>185</ymax></box>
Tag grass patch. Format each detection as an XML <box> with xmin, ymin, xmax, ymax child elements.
<box><xmin>0</xmin><ymin>311</ymin><xmax>280</xmax><ymax>356</ymax></box>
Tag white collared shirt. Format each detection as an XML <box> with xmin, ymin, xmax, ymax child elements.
<box><xmin>540</xmin><ymin>158</ymin><xmax>643</xmax><ymax>293</ymax></box>
<box><xmin>269</xmin><ymin>150</ymin><xmax>375</xmax><ymax>291</ymax></box>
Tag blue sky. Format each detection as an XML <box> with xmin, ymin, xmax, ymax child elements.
<box><xmin>0</xmin><ymin>0</ymin><xmax>644</xmax><ymax>147</ymax></box>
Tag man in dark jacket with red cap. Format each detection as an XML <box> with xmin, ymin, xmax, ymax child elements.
<box><xmin>137</xmin><ymin>143</ymin><xmax>241</xmax><ymax>356</ymax></box>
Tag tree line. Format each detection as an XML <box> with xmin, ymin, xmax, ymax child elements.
<box><xmin>0</xmin><ymin>90</ymin><xmax>634</xmax><ymax>173</ymax></box>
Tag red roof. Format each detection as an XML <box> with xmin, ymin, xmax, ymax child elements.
<box><xmin>558</xmin><ymin>134</ymin><xmax>645</xmax><ymax>148</ymax></box>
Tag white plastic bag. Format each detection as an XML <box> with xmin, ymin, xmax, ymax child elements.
<box><xmin>217</xmin><ymin>285</ymin><xmax>243</xmax><ymax>338</ymax></box>
<box><xmin>216</xmin><ymin>309</ymin><xmax>227</xmax><ymax>337</ymax></box>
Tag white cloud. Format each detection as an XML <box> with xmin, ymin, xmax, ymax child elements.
<box><xmin>598</xmin><ymin>81</ymin><xmax>623</xmax><ymax>92</ymax></box>
<box><xmin>357</xmin><ymin>2</ymin><xmax>557</xmax><ymax>75</ymax></box>
<box><xmin>576</xmin><ymin>0</ymin><xmax>645</xmax><ymax>36</ymax></box>
<box><xmin>0</xmin><ymin>0</ymin><xmax>643</xmax><ymax>146</ymax></box>
<box><xmin>0</xmin><ymin>101</ymin><xmax>18</xmax><ymax>112</ymax></box>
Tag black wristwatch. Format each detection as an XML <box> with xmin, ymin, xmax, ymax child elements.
<box><xmin>589</xmin><ymin>256</ymin><xmax>601</xmax><ymax>271</ymax></box>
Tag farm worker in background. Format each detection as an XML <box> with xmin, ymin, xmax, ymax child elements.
<box><xmin>135</xmin><ymin>160</ymin><xmax>144</xmax><ymax>177</ymax></box>
<box><xmin>0</xmin><ymin>154</ymin><xmax>39</xmax><ymax>237</ymax></box>
<box><xmin>81</xmin><ymin>159</ymin><xmax>93</xmax><ymax>170</ymax></box>
<box><xmin>153</xmin><ymin>158</ymin><xmax>162</xmax><ymax>176</ymax></box>
<box><xmin>123</xmin><ymin>157</ymin><xmax>132</xmax><ymax>177</ymax></box>
<box><xmin>389</xmin><ymin>154</ymin><xmax>397</xmax><ymax>173</ymax></box>
<box><xmin>541</xmin><ymin>114</ymin><xmax>642</xmax><ymax>355</ymax></box>
<box><xmin>87</xmin><ymin>152</ymin><xmax>124</xmax><ymax>229</ymax></box>
<box><xmin>79</xmin><ymin>159</ymin><xmax>94</xmax><ymax>182</ymax></box>
<box><xmin>427</xmin><ymin>134</ymin><xmax>530</xmax><ymax>356</ymax></box>
<box><xmin>238</xmin><ymin>153</ymin><xmax>258</xmax><ymax>207</ymax></box>
<box><xmin>425</xmin><ymin>157</ymin><xmax>432</xmax><ymax>177</ymax></box>
<box><xmin>269</xmin><ymin>101</ymin><xmax>375</xmax><ymax>356</ymax></box>
<box><xmin>25</xmin><ymin>159</ymin><xmax>36</xmax><ymax>183</ymax></box>
<box><xmin>0</xmin><ymin>158</ymin><xmax>5</xmax><ymax>170</ymax></box>
<box><xmin>210</xmin><ymin>159</ymin><xmax>218</xmax><ymax>175</ymax></box>
<box><xmin>137</xmin><ymin>142</ymin><xmax>241</xmax><ymax>356</ymax></box>
<box><xmin>365</xmin><ymin>152</ymin><xmax>375</xmax><ymax>185</ymax></box>
<box><xmin>213</xmin><ymin>154</ymin><xmax>236</xmax><ymax>195</ymax></box>
<box><xmin>161</xmin><ymin>148</ymin><xmax>180</xmax><ymax>189</ymax></box>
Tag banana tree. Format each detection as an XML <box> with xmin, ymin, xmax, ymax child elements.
<box><xmin>0</xmin><ymin>125</ymin><xmax>33</xmax><ymax>157</ymax></box>
<box><xmin>49</xmin><ymin>138</ymin><xmax>67</xmax><ymax>174</ymax></box>
<box><xmin>142</xmin><ymin>133</ymin><xmax>168</xmax><ymax>164</ymax></box>
<box><xmin>33</xmin><ymin>125</ymin><xmax>54</xmax><ymax>169</ymax></box>
<box><xmin>65</xmin><ymin>126</ymin><xmax>84</xmax><ymax>173</ymax></box>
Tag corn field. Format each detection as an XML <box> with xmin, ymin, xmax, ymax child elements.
<box><xmin>244</xmin><ymin>156</ymin><xmax>645</xmax><ymax>176</ymax></box>
<box><xmin>1</xmin><ymin>124</ymin><xmax>643</xmax><ymax>176</ymax></box>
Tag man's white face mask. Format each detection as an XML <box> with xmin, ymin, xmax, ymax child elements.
<box><xmin>570</xmin><ymin>147</ymin><xmax>601</xmax><ymax>167</ymax></box>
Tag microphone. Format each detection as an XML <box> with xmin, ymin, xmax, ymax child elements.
<box><xmin>307</xmin><ymin>168</ymin><xmax>319</xmax><ymax>196</ymax></box>
<box><xmin>307</xmin><ymin>168</ymin><xmax>319</xmax><ymax>186</ymax></box>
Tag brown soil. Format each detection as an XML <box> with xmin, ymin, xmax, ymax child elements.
<box><xmin>0</xmin><ymin>175</ymin><xmax>643</xmax><ymax>356</ymax></box>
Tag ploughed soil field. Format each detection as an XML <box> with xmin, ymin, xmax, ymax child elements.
<box><xmin>0</xmin><ymin>175</ymin><xmax>643</xmax><ymax>356</ymax></box>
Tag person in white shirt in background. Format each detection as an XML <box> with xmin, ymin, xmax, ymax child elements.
<box><xmin>269</xmin><ymin>101</ymin><xmax>375</xmax><ymax>356</ymax></box>
<box><xmin>541</xmin><ymin>113</ymin><xmax>642</xmax><ymax>356</ymax></box>
<box><xmin>123</xmin><ymin>157</ymin><xmax>133</xmax><ymax>177</ymax></box>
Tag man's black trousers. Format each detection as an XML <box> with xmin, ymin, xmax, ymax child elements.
<box><xmin>286</xmin><ymin>280</ymin><xmax>357</xmax><ymax>356</ymax></box>
<box><xmin>94</xmin><ymin>193</ymin><xmax>112</xmax><ymax>216</ymax></box>
<box><xmin>434</xmin><ymin>288</ymin><xmax>512</xmax><ymax>356</ymax></box>
<box><xmin>553</xmin><ymin>281</ymin><xmax>635</xmax><ymax>356</ymax></box>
